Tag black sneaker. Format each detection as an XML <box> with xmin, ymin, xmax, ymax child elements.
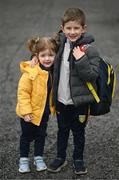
<box><xmin>73</xmin><ymin>160</ymin><xmax>87</xmax><ymax>175</ymax></box>
<box><xmin>47</xmin><ymin>157</ymin><xmax>67</xmax><ymax>172</ymax></box>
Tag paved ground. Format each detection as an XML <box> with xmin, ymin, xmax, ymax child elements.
<box><xmin>0</xmin><ymin>0</ymin><xmax>119</xmax><ymax>179</ymax></box>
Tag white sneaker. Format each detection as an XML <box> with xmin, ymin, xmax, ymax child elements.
<box><xmin>34</xmin><ymin>156</ymin><xmax>47</xmax><ymax>171</ymax></box>
<box><xmin>19</xmin><ymin>157</ymin><xmax>30</xmax><ymax>173</ymax></box>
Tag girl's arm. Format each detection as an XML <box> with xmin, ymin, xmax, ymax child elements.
<box><xmin>17</xmin><ymin>73</ymin><xmax>32</xmax><ymax>116</ymax></box>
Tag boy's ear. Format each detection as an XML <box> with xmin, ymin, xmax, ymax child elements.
<box><xmin>82</xmin><ymin>25</ymin><xmax>87</xmax><ymax>33</ymax></box>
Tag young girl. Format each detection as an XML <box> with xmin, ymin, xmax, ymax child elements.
<box><xmin>16</xmin><ymin>36</ymin><xmax>57</xmax><ymax>173</ymax></box>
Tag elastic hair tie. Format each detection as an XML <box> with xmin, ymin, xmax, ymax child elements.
<box><xmin>35</xmin><ymin>37</ymin><xmax>40</xmax><ymax>43</ymax></box>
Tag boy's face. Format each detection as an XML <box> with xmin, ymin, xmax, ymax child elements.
<box><xmin>61</xmin><ymin>20</ymin><xmax>86</xmax><ymax>42</ymax></box>
<box><xmin>38</xmin><ymin>49</ymin><xmax>55</xmax><ymax>68</ymax></box>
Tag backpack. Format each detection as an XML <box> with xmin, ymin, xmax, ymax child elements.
<box><xmin>86</xmin><ymin>58</ymin><xmax>116</xmax><ymax>116</ymax></box>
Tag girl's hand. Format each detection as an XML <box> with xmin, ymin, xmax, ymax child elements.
<box><xmin>30</xmin><ymin>56</ymin><xmax>38</xmax><ymax>67</ymax></box>
<box><xmin>23</xmin><ymin>114</ymin><xmax>32</xmax><ymax>122</ymax></box>
<box><xmin>73</xmin><ymin>46</ymin><xmax>85</xmax><ymax>60</ymax></box>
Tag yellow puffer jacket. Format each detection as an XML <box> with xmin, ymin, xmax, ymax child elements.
<box><xmin>16</xmin><ymin>61</ymin><xmax>55</xmax><ymax>126</ymax></box>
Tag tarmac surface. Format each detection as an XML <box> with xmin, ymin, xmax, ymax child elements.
<box><xmin>0</xmin><ymin>0</ymin><xmax>119</xmax><ymax>179</ymax></box>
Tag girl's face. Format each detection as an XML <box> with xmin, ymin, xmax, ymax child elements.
<box><xmin>61</xmin><ymin>20</ymin><xmax>86</xmax><ymax>42</ymax></box>
<box><xmin>38</xmin><ymin>49</ymin><xmax>55</xmax><ymax>68</ymax></box>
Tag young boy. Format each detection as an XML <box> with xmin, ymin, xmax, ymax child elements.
<box><xmin>31</xmin><ymin>8</ymin><xmax>100</xmax><ymax>175</ymax></box>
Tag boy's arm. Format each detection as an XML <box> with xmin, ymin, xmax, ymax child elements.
<box><xmin>17</xmin><ymin>73</ymin><xmax>32</xmax><ymax>115</ymax></box>
<box><xmin>73</xmin><ymin>46</ymin><xmax>100</xmax><ymax>83</ymax></box>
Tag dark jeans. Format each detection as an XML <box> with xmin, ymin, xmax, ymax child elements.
<box><xmin>20</xmin><ymin>113</ymin><xmax>49</xmax><ymax>157</ymax></box>
<box><xmin>56</xmin><ymin>102</ymin><xmax>87</xmax><ymax>160</ymax></box>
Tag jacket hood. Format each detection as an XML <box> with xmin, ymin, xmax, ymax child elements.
<box><xmin>20</xmin><ymin>61</ymin><xmax>47</xmax><ymax>80</ymax></box>
<box><xmin>59</xmin><ymin>31</ymin><xmax>95</xmax><ymax>47</ymax></box>
<box><xmin>75</xmin><ymin>32</ymin><xmax>94</xmax><ymax>46</ymax></box>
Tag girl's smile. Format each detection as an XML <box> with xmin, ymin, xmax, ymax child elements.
<box><xmin>38</xmin><ymin>49</ymin><xmax>55</xmax><ymax>68</ymax></box>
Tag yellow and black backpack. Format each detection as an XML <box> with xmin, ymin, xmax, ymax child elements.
<box><xmin>87</xmin><ymin>58</ymin><xmax>116</xmax><ymax>116</ymax></box>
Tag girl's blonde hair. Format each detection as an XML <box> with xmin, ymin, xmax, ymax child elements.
<box><xmin>27</xmin><ymin>36</ymin><xmax>58</xmax><ymax>55</ymax></box>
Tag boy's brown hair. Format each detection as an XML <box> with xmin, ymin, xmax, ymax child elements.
<box><xmin>61</xmin><ymin>7</ymin><xmax>86</xmax><ymax>26</ymax></box>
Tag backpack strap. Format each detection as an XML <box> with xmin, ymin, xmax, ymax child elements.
<box><xmin>107</xmin><ymin>64</ymin><xmax>111</xmax><ymax>84</ymax></box>
<box><xmin>112</xmin><ymin>70</ymin><xmax>116</xmax><ymax>98</ymax></box>
<box><xmin>86</xmin><ymin>82</ymin><xmax>100</xmax><ymax>103</ymax></box>
<box><xmin>106</xmin><ymin>63</ymin><xmax>116</xmax><ymax>98</ymax></box>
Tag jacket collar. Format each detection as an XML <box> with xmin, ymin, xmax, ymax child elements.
<box><xmin>59</xmin><ymin>31</ymin><xmax>95</xmax><ymax>48</ymax></box>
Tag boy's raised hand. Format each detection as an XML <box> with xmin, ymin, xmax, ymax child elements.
<box><xmin>23</xmin><ymin>114</ymin><xmax>33</xmax><ymax>122</ymax></box>
<box><xmin>73</xmin><ymin>46</ymin><xmax>85</xmax><ymax>60</ymax></box>
<box><xmin>30</xmin><ymin>56</ymin><xmax>38</xmax><ymax>67</ymax></box>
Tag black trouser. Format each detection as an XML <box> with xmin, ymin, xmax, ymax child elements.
<box><xmin>56</xmin><ymin>102</ymin><xmax>87</xmax><ymax>160</ymax></box>
<box><xmin>20</xmin><ymin>113</ymin><xmax>49</xmax><ymax>157</ymax></box>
